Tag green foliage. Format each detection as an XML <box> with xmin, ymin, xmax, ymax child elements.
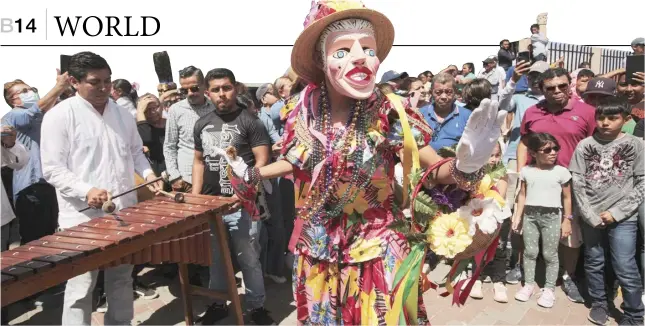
<box><xmin>485</xmin><ymin>162</ymin><xmax>507</xmax><ymax>181</ymax></box>
<box><xmin>413</xmin><ymin>192</ymin><xmax>438</xmax><ymax>227</ymax></box>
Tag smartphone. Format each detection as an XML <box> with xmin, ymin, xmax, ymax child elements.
<box><xmin>60</xmin><ymin>54</ymin><xmax>72</xmax><ymax>74</ymax></box>
<box><xmin>625</xmin><ymin>55</ymin><xmax>644</xmax><ymax>84</ymax></box>
<box><xmin>517</xmin><ymin>51</ymin><xmax>531</xmax><ymax>64</ymax></box>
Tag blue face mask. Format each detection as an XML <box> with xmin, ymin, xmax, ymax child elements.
<box><xmin>19</xmin><ymin>91</ymin><xmax>40</xmax><ymax>109</ymax></box>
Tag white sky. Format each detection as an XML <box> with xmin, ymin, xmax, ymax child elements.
<box><xmin>0</xmin><ymin>0</ymin><xmax>642</xmax><ymax>101</ymax></box>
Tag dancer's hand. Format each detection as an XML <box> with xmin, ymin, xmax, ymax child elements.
<box><xmin>455</xmin><ymin>99</ymin><xmax>507</xmax><ymax>173</ymax></box>
<box><xmin>211</xmin><ymin>146</ymin><xmax>249</xmax><ymax>179</ymax></box>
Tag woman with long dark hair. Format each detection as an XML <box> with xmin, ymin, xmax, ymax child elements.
<box><xmin>111</xmin><ymin>79</ymin><xmax>138</xmax><ymax>118</ymax></box>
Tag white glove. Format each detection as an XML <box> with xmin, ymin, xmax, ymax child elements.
<box><xmin>210</xmin><ymin>147</ymin><xmax>272</xmax><ymax>194</ymax></box>
<box><xmin>455</xmin><ymin>99</ymin><xmax>507</xmax><ymax>173</ymax></box>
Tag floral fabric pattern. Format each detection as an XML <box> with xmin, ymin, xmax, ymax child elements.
<box><xmin>281</xmin><ymin>84</ymin><xmax>433</xmax><ymax>325</ymax></box>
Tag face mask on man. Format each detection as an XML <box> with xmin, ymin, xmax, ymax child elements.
<box><xmin>19</xmin><ymin>91</ymin><xmax>40</xmax><ymax>109</ymax></box>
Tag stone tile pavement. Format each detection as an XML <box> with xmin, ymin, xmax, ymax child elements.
<box><xmin>6</xmin><ymin>264</ymin><xmax>625</xmax><ymax>325</ymax></box>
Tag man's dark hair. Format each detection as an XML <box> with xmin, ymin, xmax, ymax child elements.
<box><xmin>577</xmin><ymin>69</ymin><xmax>595</xmax><ymax>79</ymax></box>
<box><xmin>204</xmin><ymin>68</ymin><xmax>237</xmax><ymax>86</ymax></box>
<box><xmin>68</xmin><ymin>51</ymin><xmax>111</xmax><ymax>81</ymax></box>
<box><xmin>539</xmin><ymin>68</ymin><xmax>571</xmax><ymax>89</ymax></box>
<box><xmin>595</xmin><ymin>95</ymin><xmax>630</xmax><ymax>118</ymax></box>
<box><xmin>464</xmin><ymin>62</ymin><xmax>475</xmax><ymax>74</ymax></box>
<box><xmin>499</xmin><ymin>39</ymin><xmax>510</xmax><ymax>46</ymax></box>
<box><xmin>462</xmin><ymin>78</ymin><xmax>492</xmax><ymax>110</ymax></box>
<box><xmin>530</xmin><ymin>24</ymin><xmax>540</xmax><ymax>32</ymax></box>
<box><xmin>578</xmin><ymin>62</ymin><xmax>591</xmax><ymax>69</ymax></box>
<box><xmin>179</xmin><ymin>66</ymin><xmax>204</xmax><ymax>85</ymax></box>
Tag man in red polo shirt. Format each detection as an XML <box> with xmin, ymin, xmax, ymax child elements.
<box><xmin>518</xmin><ymin>67</ymin><xmax>596</xmax><ymax>304</ymax></box>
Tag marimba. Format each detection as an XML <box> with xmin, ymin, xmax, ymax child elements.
<box><xmin>0</xmin><ymin>193</ymin><xmax>244</xmax><ymax>325</ymax></box>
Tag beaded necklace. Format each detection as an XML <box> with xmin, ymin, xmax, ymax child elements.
<box><xmin>301</xmin><ymin>84</ymin><xmax>379</xmax><ymax>221</ymax></box>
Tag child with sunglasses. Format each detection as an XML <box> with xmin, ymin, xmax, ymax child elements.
<box><xmin>569</xmin><ymin>96</ymin><xmax>644</xmax><ymax>325</ymax></box>
<box><xmin>512</xmin><ymin>132</ymin><xmax>573</xmax><ymax>308</ymax></box>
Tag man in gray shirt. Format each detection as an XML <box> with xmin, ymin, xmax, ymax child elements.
<box><xmin>163</xmin><ymin>66</ymin><xmax>215</xmax><ymax>191</ymax></box>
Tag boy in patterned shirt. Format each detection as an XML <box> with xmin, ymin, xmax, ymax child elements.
<box><xmin>569</xmin><ymin>96</ymin><xmax>644</xmax><ymax>326</ymax></box>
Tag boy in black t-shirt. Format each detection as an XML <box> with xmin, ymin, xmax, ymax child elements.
<box><xmin>191</xmin><ymin>68</ymin><xmax>274</xmax><ymax>325</ymax></box>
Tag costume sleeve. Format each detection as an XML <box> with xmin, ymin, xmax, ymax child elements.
<box><xmin>381</xmin><ymin>92</ymin><xmax>433</xmax><ymax>153</ymax></box>
<box><xmin>280</xmin><ymin>93</ymin><xmax>311</xmax><ymax>172</ymax></box>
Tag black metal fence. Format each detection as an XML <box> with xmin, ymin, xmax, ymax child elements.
<box><xmin>547</xmin><ymin>42</ymin><xmax>593</xmax><ymax>72</ymax></box>
<box><xmin>600</xmin><ymin>48</ymin><xmax>632</xmax><ymax>75</ymax></box>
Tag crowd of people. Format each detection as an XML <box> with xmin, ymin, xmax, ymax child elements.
<box><xmin>1</xmin><ymin>4</ymin><xmax>644</xmax><ymax>324</ymax></box>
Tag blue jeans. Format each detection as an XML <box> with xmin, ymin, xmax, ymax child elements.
<box><xmin>582</xmin><ymin>218</ymin><xmax>644</xmax><ymax>322</ymax></box>
<box><xmin>260</xmin><ymin>179</ymin><xmax>286</xmax><ymax>276</ymax></box>
<box><xmin>209</xmin><ymin>209</ymin><xmax>265</xmax><ymax>310</ymax></box>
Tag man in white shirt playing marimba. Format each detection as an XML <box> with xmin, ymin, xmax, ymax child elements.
<box><xmin>40</xmin><ymin>51</ymin><xmax>162</xmax><ymax>326</ymax></box>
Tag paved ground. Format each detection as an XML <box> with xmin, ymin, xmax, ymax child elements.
<box><xmin>5</xmin><ymin>262</ymin><xmax>626</xmax><ymax>325</ymax></box>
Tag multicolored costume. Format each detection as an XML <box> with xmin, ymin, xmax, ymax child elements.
<box><xmin>220</xmin><ymin>1</ymin><xmax>510</xmax><ymax>325</ymax></box>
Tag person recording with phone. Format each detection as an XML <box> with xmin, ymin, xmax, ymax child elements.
<box><xmin>1</xmin><ymin>124</ymin><xmax>29</xmax><ymax>326</ymax></box>
<box><xmin>2</xmin><ymin>70</ymin><xmax>71</xmax><ymax>246</ymax></box>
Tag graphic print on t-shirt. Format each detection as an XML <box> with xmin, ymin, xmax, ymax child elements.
<box><xmin>200</xmin><ymin>123</ymin><xmax>242</xmax><ymax>196</ymax></box>
<box><xmin>581</xmin><ymin>141</ymin><xmax>635</xmax><ymax>190</ymax></box>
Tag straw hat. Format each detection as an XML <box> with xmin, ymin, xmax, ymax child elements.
<box><xmin>291</xmin><ymin>0</ymin><xmax>395</xmax><ymax>85</ymax></box>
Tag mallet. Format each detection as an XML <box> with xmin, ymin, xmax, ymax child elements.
<box><xmin>79</xmin><ymin>171</ymin><xmax>177</xmax><ymax>213</ymax></box>
<box><xmin>157</xmin><ymin>190</ymin><xmax>185</xmax><ymax>203</ymax></box>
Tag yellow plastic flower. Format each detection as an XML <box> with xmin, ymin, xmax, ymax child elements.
<box><xmin>477</xmin><ymin>174</ymin><xmax>506</xmax><ymax>207</ymax></box>
<box><xmin>349</xmin><ymin>237</ymin><xmax>383</xmax><ymax>262</ymax></box>
<box><xmin>427</xmin><ymin>212</ymin><xmax>473</xmax><ymax>259</ymax></box>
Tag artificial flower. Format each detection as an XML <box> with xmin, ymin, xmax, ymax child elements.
<box><xmin>458</xmin><ymin>197</ymin><xmax>507</xmax><ymax>236</ymax></box>
<box><xmin>477</xmin><ymin>174</ymin><xmax>506</xmax><ymax>207</ymax></box>
<box><xmin>427</xmin><ymin>212</ymin><xmax>472</xmax><ymax>259</ymax></box>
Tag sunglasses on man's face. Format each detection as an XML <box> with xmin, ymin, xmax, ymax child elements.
<box><xmin>544</xmin><ymin>83</ymin><xmax>569</xmax><ymax>92</ymax></box>
<box><xmin>539</xmin><ymin>146</ymin><xmax>561</xmax><ymax>154</ymax></box>
<box><xmin>179</xmin><ymin>85</ymin><xmax>200</xmax><ymax>95</ymax></box>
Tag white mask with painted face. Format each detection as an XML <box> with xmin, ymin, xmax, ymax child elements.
<box><xmin>319</xmin><ymin>19</ymin><xmax>380</xmax><ymax>99</ymax></box>
<box><xmin>19</xmin><ymin>91</ymin><xmax>40</xmax><ymax>108</ymax></box>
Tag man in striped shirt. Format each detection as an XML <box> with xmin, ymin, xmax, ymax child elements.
<box><xmin>163</xmin><ymin>66</ymin><xmax>215</xmax><ymax>192</ymax></box>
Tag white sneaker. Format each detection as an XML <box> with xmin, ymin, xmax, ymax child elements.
<box><xmin>267</xmin><ymin>274</ymin><xmax>287</xmax><ymax>284</ymax></box>
<box><xmin>493</xmin><ymin>282</ymin><xmax>508</xmax><ymax>303</ymax></box>
<box><xmin>469</xmin><ymin>280</ymin><xmax>484</xmax><ymax>299</ymax></box>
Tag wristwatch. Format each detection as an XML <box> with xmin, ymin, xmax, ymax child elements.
<box><xmin>563</xmin><ymin>215</ymin><xmax>573</xmax><ymax>220</ymax></box>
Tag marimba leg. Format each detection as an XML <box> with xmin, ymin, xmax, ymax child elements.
<box><xmin>212</xmin><ymin>214</ymin><xmax>244</xmax><ymax>325</ymax></box>
<box><xmin>178</xmin><ymin>263</ymin><xmax>194</xmax><ymax>325</ymax></box>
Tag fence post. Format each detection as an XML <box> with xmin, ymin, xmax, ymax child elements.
<box><xmin>590</xmin><ymin>47</ymin><xmax>602</xmax><ymax>74</ymax></box>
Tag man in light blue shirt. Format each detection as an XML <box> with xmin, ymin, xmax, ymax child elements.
<box><xmin>419</xmin><ymin>73</ymin><xmax>472</xmax><ymax>151</ymax></box>
<box><xmin>2</xmin><ymin>75</ymin><xmax>70</xmax><ymax>244</ymax></box>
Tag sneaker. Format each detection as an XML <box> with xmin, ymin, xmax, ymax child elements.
<box><xmin>537</xmin><ymin>288</ymin><xmax>556</xmax><ymax>308</ymax></box>
<box><xmin>196</xmin><ymin>303</ymin><xmax>228</xmax><ymax>325</ymax></box>
<box><xmin>587</xmin><ymin>303</ymin><xmax>608</xmax><ymax>325</ymax></box>
<box><xmin>514</xmin><ymin>284</ymin><xmax>535</xmax><ymax>302</ymax></box>
<box><xmin>267</xmin><ymin>274</ymin><xmax>287</xmax><ymax>284</ymax></box>
<box><xmin>493</xmin><ymin>282</ymin><xmax>508</xmax><ymax>303</ymax></box>
<box><xmin>469</xmin><ymin>280</ymin><xmax>484</xmax><ymax>299</ymax></box>
<box><xmin>249</xmin><ymin>307</ymin><xmax>276</xmax><ymax>325</ymax></box>
<box><xmin>96</xmin><ymin>298</ymin><xmax>108</xmax><ymax>313</ymax></box>
<box><xmin>505</xmin><ymin>266</ymin><xmax>523</xmax><ymax>285</ymax></box>
<box><xmin>134</xmin><ymin>282</ymin><xmax>159</xmax><ymax>300</ymax></box>
<box><xmin>562</xmin><ymin>277</ymin><xmax>584</xmax><ymax>303</ymax></box>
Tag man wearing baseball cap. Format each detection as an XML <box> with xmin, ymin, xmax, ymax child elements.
<box><xmin>631</xmin><ymin>37</ymin><xmax>644</xmax><ymax>55</ymax></box>
<box><xmin>379</xmin><ymin>70</ymin><xmax>408</xmax><ymax>87</ymax></box>
<box><xmin>583</xmin><ymin>77</ymin><xmax>616</xmax><ymax>106</ymax></box>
